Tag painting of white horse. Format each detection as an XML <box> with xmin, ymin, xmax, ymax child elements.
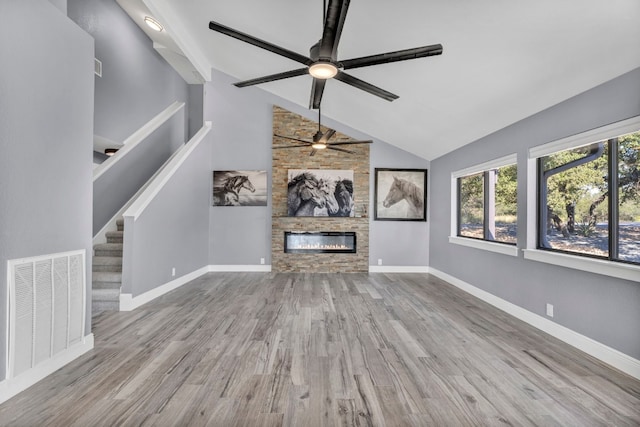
<box><xmin>212</xmin><ymin>170</ymin><xmax>268</xmax><ymax>206</ymax></box>
<box><xmin>374</xmin><ymin>168</ymin><xmax>427</xmax><ymax>221</ymax></box>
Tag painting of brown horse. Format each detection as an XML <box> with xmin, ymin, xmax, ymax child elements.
<box><xmin>374</xmin><ymin>168</ymin><xmax>427</xmax><ymax>221</ymax></box>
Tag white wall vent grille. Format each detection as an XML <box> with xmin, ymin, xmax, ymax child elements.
<box><xmin>94</xmin><ymin>58</ymin><xmax>102</xmax><ymax>77</ymax></box>
<box><xmin>6</xmin><ymin>250</ymin><xmax>86</xmax><ymax>379</ymax></box>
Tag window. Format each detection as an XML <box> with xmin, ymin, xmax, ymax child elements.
<box><xmin>617</xmin><ymin>135</ymin><xmax>640</xmax><ymax>262</ymax></box>
<box><xmin>454</xmin><ymin>156</ymin><xmax>518</xmax><ymax>247</ymax></box>
<box><xmin>538</xmin><ymin>130</ymin><xmax>640</xmax><ymax>265</ymax></box>
<box><xmin>449</xmin><ymin>154</ymin><xmax>518</xmax><ymax>256</ymax></box>
<box><xmin>458</xmin><ymin>173</ymin><xmax>484</xmax><ymax>239</ymax></box>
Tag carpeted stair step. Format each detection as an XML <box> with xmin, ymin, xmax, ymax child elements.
<box><xmin>92</xmin><ymin>271</ymin><xmax>122</xmax><ymax>289</ymax></box>
<box><xmin>93</xmin><ymin>256</ymin><xmax>122</xmax><ymax>272</ymax></box>
<box><xmin>92</xmin><ymin>288</ymin><xmax>120</xmax><ymax>313</ymax></box>
<box><xmin>106</xmin><ymin>230</ymin><xmax>124</xmax><ymax>243</ymax></box>
<box><xmin>93</xmin><ymin>300</ymin><xmax>119</xmax><ymax>313</ymax></box>
<box><xmin>93</xmin><ymin>271</ymin><xmax>122</xmax><ymax>282</ymax></box>
<box><xmin>92</xmin><ymin>219</ymin><xmax>124</xmax><ymax>314</ymax></box>
<box><xmin>92</xmin><ymin>288</ymin><xmax>120</xmax><ymax>301</ymax></box>
<box><xmin>94</xmin><ymin>243</ymin><xmax>123</xmax><ymax>257</ymax></box>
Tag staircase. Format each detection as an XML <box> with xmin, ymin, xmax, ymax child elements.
<box><xmin>92</xmin><ymin>218</ymin><xmax>124</xmax><ymax>314</ymax></box>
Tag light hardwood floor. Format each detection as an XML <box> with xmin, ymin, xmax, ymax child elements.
<box><xmin>1</xmin><ymin>272</ymin><xmax>639</xmax><ymax>426</ymax></box>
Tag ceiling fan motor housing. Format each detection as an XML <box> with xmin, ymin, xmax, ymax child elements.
<box><xmin>309</xmin><ymin>41</ymin><xmax>340</xmax><ymax>68</ymax></box>
<box><xmin>309</xmin><ymin>40</ymin><xmax>322</xmax><ymax>62</ymax></box>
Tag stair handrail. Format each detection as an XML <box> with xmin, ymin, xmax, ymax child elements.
<box><xmin>123</xmin><ymin>121</ymin><xmax>212</xmax><ymax>221</ymax></box>
<box><xmin>93</xmin><ymin>101</ymin><xmax>185</xmax><ymax>182</ymax></box>
<box><xmin>93</xmin><ymin>142</ymin><xmax>184</xmax><ymax>244</ymax></box>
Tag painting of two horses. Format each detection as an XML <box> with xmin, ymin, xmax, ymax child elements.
<box><xmin>374</xmin><ymin>168</ymin><xmax>427</xmax><ymax>221</ymax></box>
<box><xmin>287</xmin><ymin>170</ymin><xmax>355</xmax><ymax>217</ymax></box>
<box><xmin>212</xmin><ymin>170</ymin><xmax>267</xmax><ymax>206</ymax></box>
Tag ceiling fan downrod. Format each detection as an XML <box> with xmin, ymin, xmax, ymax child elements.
<box><xmin>312</xmin><ymin>107</ymin><xmax>325</xmax><ymax>145</ymax></box>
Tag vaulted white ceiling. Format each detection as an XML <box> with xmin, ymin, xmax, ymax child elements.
<box><xmin>125</xmin><ymin>0</ymin><xmax>640</xmax><ymax>160</ymax></box>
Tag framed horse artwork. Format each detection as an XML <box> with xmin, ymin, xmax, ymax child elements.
<box><xmin>374</xmin><ymin>168</ymin><xmax>427</xmax><ymax>221</ymax></box>
<box><xmin>287</xmin><ymin>169</ymin><xmax>355</xmax><ymax>217</ymax></box>
<box><xmin>212</xmin><ymin>170</ymin><xmax>268</xmax><ymax>206</ymax></box>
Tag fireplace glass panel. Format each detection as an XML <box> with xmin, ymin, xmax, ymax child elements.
<box><xmin>284</xmin><ymin>232</ymin><xmax>356</xmax><ymax>254</ymax></box>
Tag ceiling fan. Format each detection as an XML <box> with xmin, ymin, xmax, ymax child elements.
<box><xmin>273</xmin><ymin>107</ymin><xmax>372</xmax><ymax>156</ymax></box>
<box><xmin>208</xmin><ymin>0</ymin><xmax>443</xmax><ymax>109</ymax></box>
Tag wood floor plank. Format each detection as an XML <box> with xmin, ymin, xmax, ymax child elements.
<box><xmin>261</xmin><ymin>348</ymin><xmax>292</xmax><ymax>415</ymax></box>
<box><xmin>0</xmin><ymin>272</ymin><xmax>638</xmax><ymax>426</ymax></box>
<box><xmin>114</xmin><ymin>340</ymin><xmax>186</xmax><ymax>400</ymax></box>
<box><xmin>353</xmin><ymin>373</ymin><xmax>386</xmax><ymax>426</ymax></box>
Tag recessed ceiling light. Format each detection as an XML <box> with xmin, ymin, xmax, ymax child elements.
<box><xmin>144</xmin><ymin>16</ymin><xmax>163</xmax><ymax>32</ymax></box>
<box><xmin>308</xmin><ymin>62</ymin><xmax>338</xmax><ymax>79</ymax></box>
<box><xmin>104</xmin><ymin>148</ymin><xmax>119</xmax><ymax>156</ymax></box>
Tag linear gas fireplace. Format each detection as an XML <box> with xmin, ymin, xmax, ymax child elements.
<box><xmin>284</xmin><ymin>232</ymin><xmax>356</xmax><ymax>254</ymax></box>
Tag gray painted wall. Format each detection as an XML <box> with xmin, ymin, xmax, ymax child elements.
<box><xmin>0</xmin><ymin>0</ymin><xmax>94</xmax><ymax>379</ymax></box>
<box><xmin>205</xmin><ymin>69</ymin><xmax>430</xmax><ymax>267</ymax></box>
<box><xmin>430</xmin><ymin>67</ymin><xmax>640</xmax><ymax>359</ymax></box>
<box><xmin>93</xmin><ymin>109</ymin><xmax>185</xmax><ymax>235</ymax></box>
<box><xmin>48</xmin><ymin>0</ymin><xmax>66</xmax><ymax>13</ymax></box>
<box><xmin>205</xmin><ymin>71</ymin><xmax>272</xmax><ymax>266</ymax></box>
<box><xmin>370</xmin><ymin>142</ymin><xmax>430</xmax><ymax>267</ymax></box>
<box><xmin>188</xmin><ymin>85</ymin><xmax>204</xmax><ymax>140</ymax></box>
<box><xmin>94</xmin><ymin>150</ymin><xmax>109</xmax><ymax>164</ymax></box>
<box><xmin>122</xmin><ymin>132</ymin><xmax>212</xmax><ymax>296</ymax></box>
<box><xmin>68</xmin><ymin>0</ymin><xmax>189</xmax><ymax>144</ymax></box>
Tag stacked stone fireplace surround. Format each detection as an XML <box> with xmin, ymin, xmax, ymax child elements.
<box><xmin>272</xmin><ymin>106</ymin><xmax>369</xmax><ymax>273</ymax></box>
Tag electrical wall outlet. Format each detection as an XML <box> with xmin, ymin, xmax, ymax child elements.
<box><xmin>378</xmin><ymin>259</ymin><xmax>383</xmax><ymax>266</ymax></box>
<box><xmin>172</xmin><ymin>267</ymin><xmax>176</xmax><ymax>277</ymax></box>
<box><xmin>546</xmin><ymin>303</ymin><xmax>554</xmax><ymax>317</ymax></box>
<box><xmin>260</xmin><ymin>258</ymin><xmax>265</xmax><ymax>265</ymax></box>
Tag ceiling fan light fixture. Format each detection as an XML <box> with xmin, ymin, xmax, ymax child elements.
<box><xmin>311</xmin><ymin>142</ymin><xmax>327</xmax><ymax>150</ymax></box>
<box><xmin>308</xmin><ymin>62</ymin><xmax>338</xmax><ymax>79</ymax></box>
<box><xmin>144</xmin><ymin>16</ymin><xmax>164</xmax><ymax>32</ymax></box>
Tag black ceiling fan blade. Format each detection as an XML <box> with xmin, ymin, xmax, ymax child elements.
<box><xmin>319</xmin><ymin>129</ymin><xmax>336</xmax><ymax>143</ymax></box>
<box><xmin>273</xmin><ymin>144</ymin><xmax>312</xmax><ymax>149</ymax></box>
<box><xmin>340</xmin><ymin>44</ymin><xmax>443</xmax><ymax>70</ymax></box>
<box><xmin>309</xmin><ymin>78</ymin><xmax>327</xmax><ymax>109</ymax></box>
<box><xmin>274</xmin><ymin>134</ymin><xmax>312</xmax><ymax>144</ymax></box>
<box><xmin>327</xmin><ymin>140</ymin><xmax>373</xmax><ymax>146</ymax></box>
<box><xmin>319</xmin><ymin>0</ymin><xmax>351</xmax><ymax>59</ymax></box>
<box><xmin>327</xmin><ymin>146</ymin><xmax>355</xmax><ymax>154</ymax></box>
<box><xmin>235</xmin><ymin>68</ymin><xmax>309</xmax><ymax>88</ymax></box>
<box><xmin>209</xmin><ymin>21</ymin><xmax>311</xmax><ymax>65</ymax></box>
<box><xmin>334</xmin><ymin>71</ymin><xmax>399</xmax><ymax>102</ymax></box>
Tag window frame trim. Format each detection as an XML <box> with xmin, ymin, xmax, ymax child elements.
<box><xmin>449</xmin><ymin>236</ymin><xmax>519</xmax><ymax>256</ymax></box>
<box><xmin>526</xmin><ymin>115</ymin><xmax>640</xmax><ymax>280</ymax></box>
<box><xmin>528</xmin><ymin>116</ymin><xmax>640</xmax><ymax>158</ymax></box>
<box><xmin>450</xmin><ymin>153</ymin><xmax>518</xmax><ymax>253</ymax></box>
<box><xmin>522</xmin><ymin>249</ymin><xmax>640</xmax><ymax>282</ymax></box>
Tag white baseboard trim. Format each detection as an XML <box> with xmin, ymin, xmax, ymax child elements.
<box><xmin>0</xmin><ymin>334</ymin><xmax>94</xmax><ymax>404</ymax></box>
<box><xmin>120</xmin><ymin>266</ymin><xmax>210</xmax><ymax>311</ymax></box>
<box><xmin>368</xmin><ymin>266</ymin><xmax>429</xmax><ymax>273</ymax></box>
<box><xmin>208</xmin><ymin>265</ymin><xmax>272</xmax><ymax>272</ymax></box>
<box><xmin>428</xmin><ymin>267</ymin><xmax>640</xmax><ymax>381</ymax></box>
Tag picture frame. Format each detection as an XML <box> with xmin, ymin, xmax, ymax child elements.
<box><xmin>212</xmin><ymin>170</ymin><xmax>268</xmax><ymax>206</ymax></box>
<box><xmin>374</xmin><ymin>168</ymin><xmax>427</xmax><ymax>221</ymax></box>
<box><xmin>287</xmin><ymin>169</ymin><xmax>354</xmax><ymax>217</ymax></box>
